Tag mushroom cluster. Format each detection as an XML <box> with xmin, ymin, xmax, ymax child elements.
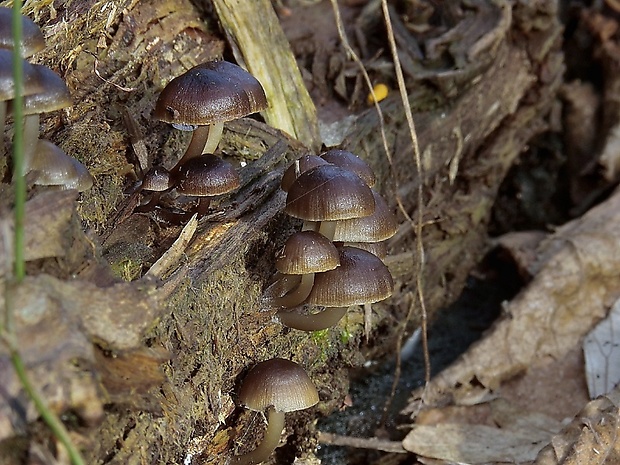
<box><xmin>267</xmin><ymin>149</ymin><xmax>397</xmax><ymax>332</ymax></box>
<box><xmin>134</xmin><ymin>60</ymin><xmax>267</xmax><ymax>218</ymax></box>
<box><xmin>0</xmin><ymin>7</ymin><xmax>92</xmax><ymax>191</ymax></box>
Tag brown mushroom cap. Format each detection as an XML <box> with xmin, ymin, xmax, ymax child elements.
<box><xmin>341</xmin><ymin>241</ymin><xmax>388</xmax><ymax>260</ymax></box>
<box><xmin>0</xmin><ymin>7</ymin><xmax>45</xmax><ymax>58</ymax></box>
<box><xmin>285</xmin><ymin>164</ymin><xmax>375</xmax><ymax>221</ymax></box>
<box><xmin>238</xmin><ymin>358</ymin><xmax>319</xmax><ymax>413</ymax></box>
<box><xmin>280</xmin><ymin>154</ymin><xmax>329</xmax><ymax>192</ymax></box>
<box><xmin>175</xmin><ymin>154</ymin><xmax>240</xmax><ymax>196</ymax></box>
<box><xmin>275</xmin><ymin>230</ymin><xmax>340</xmax><ymax>275</ymax></box>
<box><xmin>29</xmin><ymin>139</ymin><xmax>93</xmax><ymax>191</ymax></box>
<box><xmin>141</xmin><ymin>167</ymin><xmax>172</xmax><ymax>192</ymax></box>
<box><xmin>8</xmin><ymin>64</ymin><xmax>72</xmax><ymax>115</ymax></box>
<box><xmin>0</xmin><ymin>49</ymin><xmax>43</xmax><ymax>100</ymax></box>
<box><xmin>320</xmin><ymin>149</ymin><xmax>376</xmax><ymax>188</ymax></box>
<box><xmin>332</xmin><ymin>190</ymin><xmax>398</xmax><ymax>243</ymax></box>
<box><xmin>153</xmin><ymin>60</ymin><xmax>267</xmax><ymax>127</ymax></box>
<box><xmin>306</xmin><ymin>246</ymin><xmax>393</xmax><ymax>307</ymax></box>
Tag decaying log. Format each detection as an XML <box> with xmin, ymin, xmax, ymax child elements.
<box><xmin>0</xmin><ymin>0</ymin><xmax>564</xmax><ymax>463</ymax></box>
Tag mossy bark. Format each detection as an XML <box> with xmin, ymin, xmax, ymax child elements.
<box><xmin>0</xmin><ymin>0</ymin><xmax>564</xmax><ymax>463</ymax></box>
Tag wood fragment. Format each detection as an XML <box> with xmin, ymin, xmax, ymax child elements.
<box><xmin>318</xmin><ymin>432</ymin><xmax>407</xmax><ymax>454</ymax></box>
<box><xmin>212</xmin><ymin>0</ymin><xmax>321</xmax><ymax>151</ymax></box>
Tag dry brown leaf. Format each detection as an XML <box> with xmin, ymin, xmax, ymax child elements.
<box><xmin>535</xmin><ymin>385</ymin><xmax>620</xmax><ymax>464</ymax></box>
<box><xmin>404</xmin><ymin>187</ymin><xmax>620</xmax><ymax>412</ymax></box>
<box><xmin>403</xmin><ymin>422</ymin><xmax>556</xmax><ymax>463</ymax></box>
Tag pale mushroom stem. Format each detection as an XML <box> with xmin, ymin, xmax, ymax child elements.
<box><xmin>233</xmin><ymin>408</ymin><xmax>285</xmax><ymax>465</ymax></box>
<box><xmin>202</xmin><ymin>121</ymin><xmax>224</xmax><ymax>155</ymax></box>
<box><xmin>277</xmin><ymin>306</ymin><xmax>347</xmax><ymax>332</ymax></box>
<box><xmin>22</xmin><ymin>113</ymin><xmax>39</xmax><ymax>174</ymax></box>
<box><xmin>170</xmin><ymin>125</ymin><xmax>210</xmax><ymax>174</ymax></box>
<box><xmin>271</xmin><ymin>273</ymin><xmax>315</xmax><ymax>309</ymax></box>
<box><xmin>301</xmin><ymin>221</ymin><xmax>318</xmax><ymax>232</ymax></box>
<box><xmin>364</xmin><ymin>303</ymin><xmax>373</xmax><ymax>343</ymax></box>
<box><xmin>318</xmin><ymin>221</ymin><xmax>336</xmax><ymax>241</ymax></box>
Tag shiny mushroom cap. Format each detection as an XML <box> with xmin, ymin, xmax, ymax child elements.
<box><xmin>153</xmin><ymin>60</ymin><xmax>267</xmax><ymax>128</ymax></box>
<box><xmin>306</xmin><ymin>246</ymin><xmax>393</xmax><ymax>307</ymax></box>
<box><xmin>0</xmin><ymin>7</ymin><xmax>45</xmax><ymax>57</ymax></box>
<box><xmin>333</xmin><ymin>190</ymin><xmax>398</xmax><ymax>243</ymax></box>
<box><xmin>175</xmin><ymin>154</ymin><xmax>240</xmax><ymax>196</ymax></box>
<box><xmin>29</xmin><ymin>139</ymin><xmax>93</xmax><ymax>191</ymax></box>
<box><xmin>238</xmin><ymin>358</ymin><xmax>319</xmax><ymax>413</ymax></box>
<box><xmin>320</xmin><ymin>149</ymin><xmax>376</xmax><ymax>188</ymax></box>
<box><xmin>275</xmin><ymin>230</ymin><xmax>340</xmax><ymax>275</ymax></box>
<box><xmin>0</xmin><ymin>49</ymin><xmax>43</xmax><ymax>100</ymax></box>
<box><xmin>280</xmin><ymin>154</ymin><xmax>329</xmax><ymax>192</ymax></box>
<box><xmin>285</xmin><ymin>164</ymin><xmax>375</xmax><ymax>222</ymax></box>
<box><xmin>142</xmin><ymin>167</ymin><xmax>172</xmax><ymax>192</ymax></box>
<box><xmin>8</xmin><ymin>64</ymin><xmax>72</xmax><ymax>115</ymax></box>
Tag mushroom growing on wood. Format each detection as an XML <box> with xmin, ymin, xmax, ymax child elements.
<box><xmin>173</xmin><ymin>153</ymin><xmax>240</xmax><ymax>217</ymax></box>
<box><xmin>28</xmin><ymin>139</ymin><xmax>93</xmax><ymax>191</ymax></box>
<box><xmin>8</xmin><ymin>64</ymin><xmax>72</xmax><ymax>174</ymax></box>
<box><xmin>285</xmin><ymin>164</ymin><xmax>375</xmax><ymax>239</ymax></box>
<box><xmin>320</xmin><ymin>148</ymin><xmax>376</xmax><ymax>188</ymax></box>
<box><xmin>0</xmin><ymin>49</ymin><xmax>42</xmax><ymax>152</ymax></box>
<box><xmin>153</xmin><ymin>60</ymin><xmax>267</xmax><ymax>174</ymax></box>
<box><xmin>268</xmin><ymin>230</ymin><xmax>340</xmax><ymax>309</ymax></box>
<box><xmin>0</xmin><ymin>7</ymin><xmax>45</xmax><ymax>58</ymax></box>
<box><xmin>277</xmin><ymin>246</ymin><xmax>393</xmax><ymax>331</ymax></box>
<box><xmin>234</xmin><ymin>358</ymin><xmax>319</xmax><ymax>465</ymax></box>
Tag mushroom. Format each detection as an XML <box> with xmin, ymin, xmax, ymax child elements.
<box><xmin>173</xmin><ymin>153</ymin><xmax>240</xmax><ymax>217</ymax></box>
<box><xmin>279</xmin><ymin>154</ymin><xmax>328</xmax><ymax>192</ymax></box>
<box><xmin>133</xmin><ymin>166</ymin><xmax>173</xmax><ymax>213</ymax></box>
<box><xmin>234</xmin><ymin>358</ymin><xmax>319</xmax><ymax>465</ymax></box>
<box><xmin>332</xmin><ymin>190</ymin><xmax>398</xmax><ymax>245</ymax></box>
<box><xmin>0</xmin><ymin>49</ymin><xmax>42</xmax><ymax>152</ymax></box>
<box><xmin>277</xmin><ymin>246</ymin><xmax>393</xmax><ymax>332</ymax></box>
<box><xmin>320</xmin><ymin>149</ymin><xmax>376</xmax><ymax>188</ymax></box>
<box><xmin>7</xmin><ymin>63</ymin><xmax>72</xmax><ymax>174</ymax></box>
<box><xmin>0</xmin><ymin>7</ymin><xmax>45</xmax><ymax>58</ymax></box>
<box><xmin>285</xmin><ymin>164</ymin><xmax>375</xmax><ymax>239</ymax></box>
<box><xmin>153</xmin><ymin>60</ymin><xmax>267</xmax><ymax>174</ymax></box>
<box><xmin>28</xmin><ymin>139</ymin><xmax>93</xmax><ymax>191</ymax></box>
<box><xmin>268</xmin><ymin>230</ymin><xmax>340</xmax><ymax>309</ymax></box>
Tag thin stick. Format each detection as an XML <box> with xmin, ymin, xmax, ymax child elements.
<box><xmin>318</xmin><ymin>431</ymin><xmax>406</xmax><ymax>454</ymax></box>
<box><xmin>380</xmin><ymin>0</ymin><xmax>431</xmax><ymax>395</ymax></box>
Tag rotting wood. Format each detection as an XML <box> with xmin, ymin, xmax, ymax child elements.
<box><xmin>0</xmin><ymin>0</ymin><xmax>564</xmax><ymax>463</ymax></box>
<box><xmin>212</xmin><ymin>0</ymin><xmax>322</xmax><ymax>152</ymax></box>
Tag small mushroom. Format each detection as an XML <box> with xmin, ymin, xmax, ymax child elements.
<box><xmin>154</xmin><ymin>60</ymin><xmax>267</xmax><ymax>173</ymax></box>
<box><xmin>320</xmin><ymin>149</ymin><xmax>376</xmax><ymax>188</ymax></box>
<box><xmin>285</xmin><ymin>164</ymin><xmax>375</xmax><ymax>239</ymax></box>
<box><xmin>0</xmin><ymin>7</ymin><xmax>45</xmax><ymax>58</ymax></box>
<box><xmin>134</xmin><ymin>166</ymin><xmax>173</xmax><ymax>213</ymax></box>
<box><xmin>268</xmin><ymin>230</ymin><xmax>340</xmax><ymax>309</ymax></box>
<box><xmin>280</xmin><ymin>154</ymin><xmax>328</xmax><ymax>192</ymax></box>
<box><xmin>277</xmin><ymin>246</ymin><xmax>393</xmax><ymax>331</ymax></box>
<box><xmin>28</xmin><ymin>139</ymin><xmax>93</xmax><ymax>191</ymax></box>
<box><xmin>234</xmin><ymin>358</ymin><xmax>319</xmax><ymax>465</ymax></box>
<box><xmin>8</xmin><ymin>64</ymin><xmax>72</xmax><ymax>173</ymax></box>
<box><xmin>332</xmin><ymin>190</ymin><xmax>398</xmax><ymax>244</ymax></box>
<box><xmin>173</xmin><ymin>153</ymin><xmax>240</xmax><ymax>217</ymax></box>
<box><xmin>0</xmin><ymin>49</ymin><xmax>42</xmax><ymax>152</ymax></box>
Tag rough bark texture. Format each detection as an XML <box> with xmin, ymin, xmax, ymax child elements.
<box><xmin>0</xmin><ymin>0</ymin><xmax>564</xmax><ymax>464</ymax></box>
